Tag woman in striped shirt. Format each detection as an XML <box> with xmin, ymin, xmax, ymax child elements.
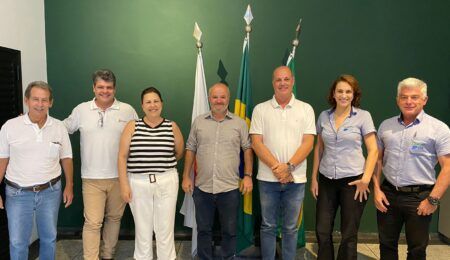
<box><xmin>118</xmin><ymin>87</ymin><xmax>184</xmax><ymax>260</ymax></box>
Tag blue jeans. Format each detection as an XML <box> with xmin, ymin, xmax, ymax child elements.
<box><xmin>193</xmin><ymin>187</ymin><xmax>239</xmax><ymax>260</ymax></box>
<box><xmin>259</xmin><ymin>180</ymin><xmax>305</xmax><ymax>260</ymax></box>
<box><xmin>5</xmin><ymin>180</ymin><xmax>62</xmax><ymax>260</ymax></box>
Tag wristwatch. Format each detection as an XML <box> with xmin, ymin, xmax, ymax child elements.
<box><xmin>427</xmin><ymin>196</ymin><xmax>439</xmax><ymax>206</ymax></box>
<box><xmin>287</xmin><ymin>162</ymin><xmax>295</xmax><ymax>173</ymax></box>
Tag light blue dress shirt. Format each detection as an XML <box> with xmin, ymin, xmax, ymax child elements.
<box><xmin>317</xmin><ymin>107</ymin><xmax>376</xmax><ymax>179</ymax></box>
<box><xmin>378</xmin><ymin>110</ymin><xmax>450</xmax><ymax>186</ymax></box>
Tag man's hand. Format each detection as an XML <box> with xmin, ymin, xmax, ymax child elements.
<box><xmin>310</xmin><ymin>179</ymin><xmax>319</xmax><ymax>200</ymax></box>
<box><xmin>0</xmin><ymin>195</ymin><xmax>3</xmax><ymax>209</ymax></box>
<box><xmin>374</xmin><ymin>189</ymin><xmax>390</xmax><ymax>213</ymax></box>
<box><xmin>239</xmin><ymin>176</ymin><xmax>253</xmax><ymax>195</ymax></box>
<box><xmin>182</xmin><ymin>176</ymin><xmax>193</xmax><ymax>194</ymax></box>
<box><xmin>272</xmin><ymin>163</ymin><xmax>289</xmax><ymax>180</ymax></box>
<box><xmin>348</xmin><ymin>179</ymin><xmax>370</xmax><ymax>202</ymax></box>
<box><xmin>279</xmin><ymin>172</ymin><xmax>294</xmax><ymax>184</ymax></box>
<box><xmin>417</xmin><ymin>199</ymin><xmax>438</xmax><ymax>216</ymax></box>
<box><xmin>63</xmin><ymin>185</ymin><xmax>74</xmax><ymax>208</ymax></box>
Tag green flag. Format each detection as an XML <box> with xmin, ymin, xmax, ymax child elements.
<box><xmin>286</xmin><ymin>55</ymin><xmax>298</xmax><ymax>96</ymax></box>
<box><xmin>234</xmin><ymin>35</ymin><xmax>254</xmax><ymax>253</ymax></box>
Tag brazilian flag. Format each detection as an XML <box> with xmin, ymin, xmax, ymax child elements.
<box><xmin>234</xmin><ymin>36</ymin><xmax>253</xmax><ymax>252</ymax></box>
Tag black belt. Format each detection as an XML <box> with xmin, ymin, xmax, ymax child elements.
<box><xmin>4</xmin><ymin>175</ymin><xmax>61</xmax><ymax>192</ymax></box>
<box><xmin>382</xmin><ymin>180</ymin><xmax>433</xmax><ymax>193</ymax></box>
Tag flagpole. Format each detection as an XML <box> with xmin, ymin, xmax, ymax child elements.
<box><xmin>286</xmin><ymin>18</ymin><xmax>302</xmax><ymax>96</ymax></box>
<box><xmin>286</xmin><ymin>18</ymin><xmax>302</xmax><ymax>66</ymax></box>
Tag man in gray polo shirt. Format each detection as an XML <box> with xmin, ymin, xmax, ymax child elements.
<box><xmin>373</xmin><ymin>77</ymin><xmax>450</xmax><ymax>259</ymax></box>
<box><xmin>182</xmin><ymin>82</ymin><xmax>253</xmax><ymax>260</ymax></box>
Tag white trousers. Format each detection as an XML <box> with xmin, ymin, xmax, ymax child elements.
<box><xmin>128</xmin><ymin>169</ymin><xmax>179</xmax><ymax>260</ymax></box>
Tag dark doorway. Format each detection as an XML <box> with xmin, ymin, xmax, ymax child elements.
<box><xmin>0</xmin><ymin>46</ymin><xmax>23</xmax><ymax>259</ymax></box>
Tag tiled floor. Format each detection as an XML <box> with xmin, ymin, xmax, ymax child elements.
<box><xmin>35</xmin><ymin>239</ymin><xmax>449</xmax><ymax>259</ymax></box>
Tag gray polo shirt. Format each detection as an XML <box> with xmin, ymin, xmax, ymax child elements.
<box><xmin>317</xmin><ymin>107</ymin><xmax>376</xmax><ymax>179</ymax></box>
<box><xmin>186</xmin><ymin>111</ymin><xmax>251</xmax><ymax>194</ymax></box>
<box><xmin>378</xmin><ymin>110</ymin><xmax>450</xmax><ymax>187</ymax></box>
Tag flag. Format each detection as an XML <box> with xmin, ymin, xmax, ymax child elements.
<box><xmin>234</xmin><ymin>7</ymin><xmax>254</xmax><ymax>251</ymax></box>
<box><xmin>286</xmin><ymin>50</ymin><xmax>298</xmax><ymax>97</ymax></box>
<box><xmin>285</xmin><ymin>42</ymin><xmax>306</xmax><ymax>248</ymax></box>
<box><xmin>180</xmin><ymin>24</ymin><xmax>209</xmax><ymax>256</ymax></box>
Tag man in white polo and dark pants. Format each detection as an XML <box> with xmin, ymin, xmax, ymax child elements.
<box><xmin>0</xmin><ymin>81</ymin><xmax>74</xmax><ymax>260</ymax></box>
<box><xmin>64</xmin><ymin>69</ymin><xmax>137</xmax><ymax>260</ymax></box>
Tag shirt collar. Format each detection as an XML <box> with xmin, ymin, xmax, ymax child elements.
<box><xmin>270</xmin><ymin>93</ymin><xmax>295</xmax><ymax>108</ymax></box>
<box><xmin>90</xmin><ymin>98</ymin><xmax>120</xmax><ymax>111</ymax></box>
<box><xmin>327</xmin><ymin>106</ymin><xmax>358</xmax><ymax>118</ymax></box>
<box><xmin>23</xmin><ymin>113</ymin><xmax>53</xmax><ymax>127</ymax></box>
<box><xmin>204</xmin><ymin>110</ymin><xmax>234</xmax><ymax>120</ymax></box>
<box><xmin>397</xmin><ymin>110</ymin><xmax>424</xmax><ymax>126</ymax></box>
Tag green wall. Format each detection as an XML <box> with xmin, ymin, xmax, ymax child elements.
<box><xmin>45</xmin><ymin>0</ymin><xmax>450</xmax><ymax>233</ymax></box>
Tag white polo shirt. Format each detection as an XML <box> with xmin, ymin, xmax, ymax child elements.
<box><xmin>250</xmin><ymin>94</ymin><xmax>316</xmax><ymax>183</ymax></box>
<box><xmin>64</xmin><ymin>98</ymin><xmax>137</xmax><ymax>179</ymax></box>
<box><xmin>0</xmin><ymin>114</ymin><xmax>72</xmax><ymax>186</ymax></box>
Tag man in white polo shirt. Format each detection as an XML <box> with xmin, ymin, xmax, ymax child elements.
<box><xmin>250</xmin><ymin>66</ymin><xmax>316</xmax><ymax>259</ymax></box>
<box><xmin>64</xmin><ymin>70</ymin><xmax>137</xmax><ymax>260</ymax></box>
<box><xmin>0</xmin><ymin>81</ymin><xmax>73</xmax><ymax>260</ymax></box>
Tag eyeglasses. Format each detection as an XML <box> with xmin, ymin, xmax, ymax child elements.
<box><xmin>98</xmin><ymin>111</ymin><xmax>105</xmax><ymax>128</ymax></box>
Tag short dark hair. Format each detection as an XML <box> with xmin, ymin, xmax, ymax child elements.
<box><xmin>92</xmin><ymin>69</ymin><xmax>116</xmax><ymax>86</ymax></box>
<box><xmin>141</xmin><ymin>87</ymin><xmax>163</xmax><ymax>103</ymax></box>
<box><xmin>327</xmin><ymin>74</ymin><xmax>361</xmax><ymax>108</ymax></box>
<box><xmin>25</xmin><ymin>81</ymin><xmax>53</xmax><ymax>101</ymax></box>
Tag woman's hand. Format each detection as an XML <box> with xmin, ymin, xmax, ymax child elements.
<box><xmin>310</xmin><ymin>178</ymin><xmax>319</xmax><ymax>200</ymax></box>
<box><xmin>120</xmin><ymin>183</ymin><xmax>132</xmax><ymax>203</ymax></box>
<box><xmin>348</xmin><ymin>179</ymin><xmax>370</xmax><ymax>202</ymax></box>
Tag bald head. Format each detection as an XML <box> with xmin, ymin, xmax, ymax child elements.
<box><xmin>272</xmin><ymin>66</ymin><xmax>293</xmax><ymax>81</ymax></box>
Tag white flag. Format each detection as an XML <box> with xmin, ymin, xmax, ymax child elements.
<box><xmin>179</xmin><ymin>47</ymin><xmax>209</xmax><ymax>257</ymax></box>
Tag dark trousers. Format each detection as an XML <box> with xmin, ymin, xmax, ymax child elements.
<box><xmin>377</xmin><ymin>181</ymin><xmax>432</xmax><ymax>260</ymax></box>
<box><xmin>315</xmin><ymin>174</ymin><xmax>367</xmax><ymax>260</ymax></box>
<box><xmin>192</xmin><ymin>187</ymin><xmax>239</xmax><ymax>260</ymax></box>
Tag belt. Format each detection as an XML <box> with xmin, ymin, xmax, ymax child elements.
<box><xmin>4</xmin><ymin>175</ymin><xmax>61</xmax><ymax>192</ymax></box>
<box><xmin>382</xmin><ymin>180</ymin><xmax>433</xmax><ymax>193</ymax></box>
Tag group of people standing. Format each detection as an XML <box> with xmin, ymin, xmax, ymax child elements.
<box><xmin>0</xmin><ymin>66</ymin><xmax>449</xmax><ymax>260</ymax></box>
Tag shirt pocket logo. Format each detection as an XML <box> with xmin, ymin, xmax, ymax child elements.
<box><xmin>409</xmin><ymin>137</ymin><xmax>432</xmax><ymax>156</ymax></box>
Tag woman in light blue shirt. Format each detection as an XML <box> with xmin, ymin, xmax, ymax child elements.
<box><xmin>311</xmin><ymin>75</ymin><xmax>378</xmax><ymax>260</ymax></box>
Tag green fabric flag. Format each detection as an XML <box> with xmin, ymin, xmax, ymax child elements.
<box><xmin>234</xmin><ymin>37</ymin><xmax>253</xmax><ymax>253</ymax></box>
<box><xmin>286</xmin><ymin>54</ymin><xmax>298</xmax><ymax>97</ymax></box>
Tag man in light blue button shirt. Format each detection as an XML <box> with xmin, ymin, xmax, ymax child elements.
<box><xmin>373</xmin><ymin>77</ymin><xmax>450</xmax><ymax>260</ymax></box>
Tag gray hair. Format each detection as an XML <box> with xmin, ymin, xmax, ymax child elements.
<box><xmin>24</xmin><ymin>81</ymin><xmax>53</xmax><ymax>101</ymax></box>
<box><xmin>397</xmin><ymin>77</ymin><xmax>427</xmax><ymax>97</ymax></box>
<box><xmin>208</xmin><ymin>83</ymin><xmax>230</xmax><ymax>97</ymax></box>
<box><xmin>92</xmin><ymin>69</ymin><xmax>116</xmax><ymax>86</ymax></box>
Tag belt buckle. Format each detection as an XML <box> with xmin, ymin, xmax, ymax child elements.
<box><xmin>149</xmin><ymin>174</ymin><xmax>156</xmax><ymax>183</ymax></box>
<box><xmin>32</xmin><ymin>185</ymin><xmax>40</xmax><ymax>192</ymax></box>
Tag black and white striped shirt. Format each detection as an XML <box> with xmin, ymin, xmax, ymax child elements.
<box><xmin>127</xmin><ymin>118</ymin><xmax>177</xmax><ymax>174</ymax></box>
